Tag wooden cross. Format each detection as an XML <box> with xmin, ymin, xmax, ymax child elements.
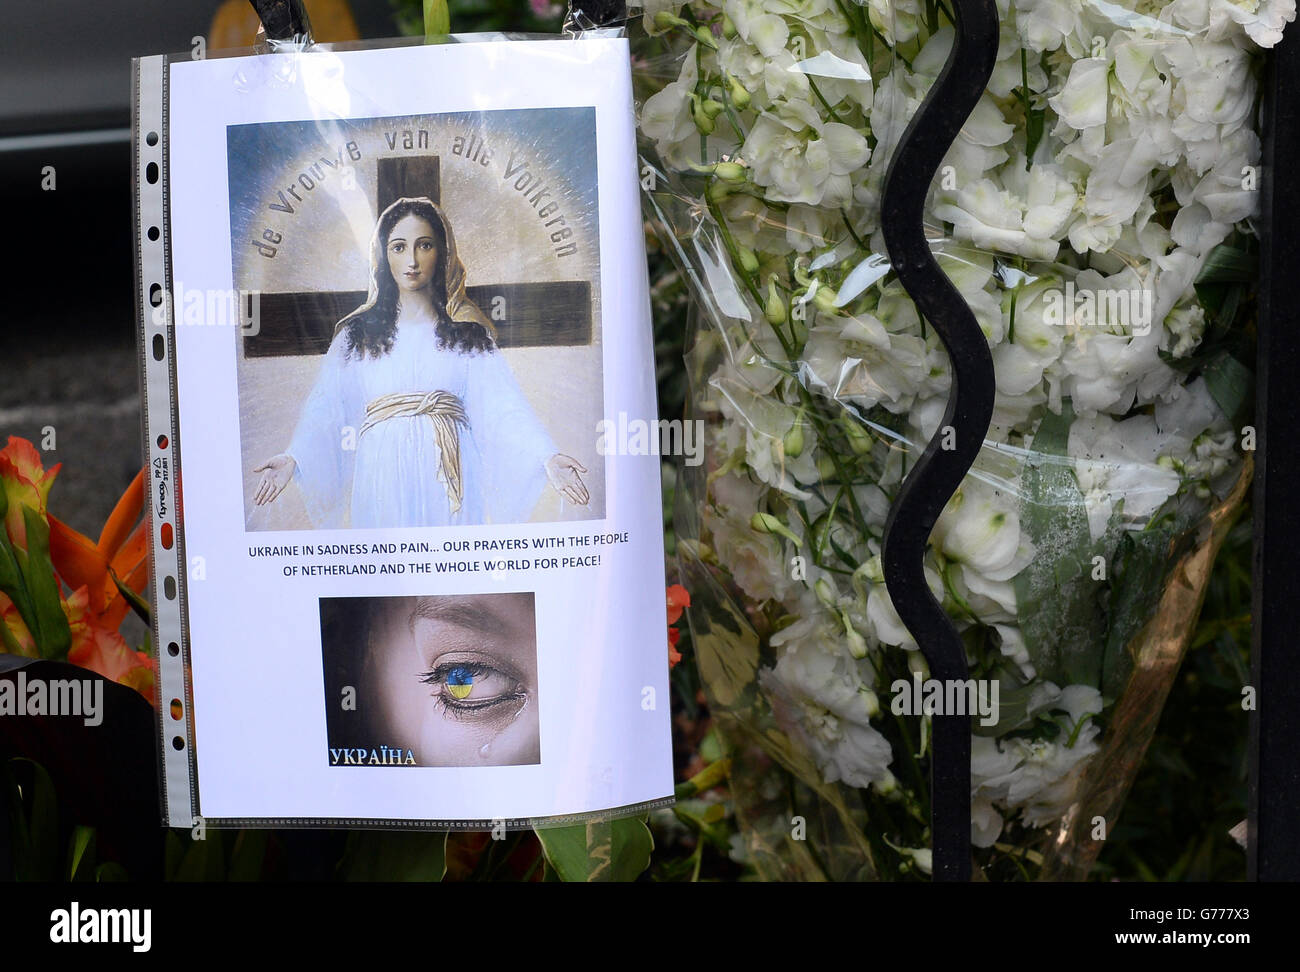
<box><xmin>242</xmin><ymin>155</ymin><xmax>593</xmax><ymax>357</ymax></box>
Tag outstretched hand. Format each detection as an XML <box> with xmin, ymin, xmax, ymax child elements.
<box><xmin>545</xmin><ymin>453</ymin><xmax>589</xmax><ymax>507</ymax></box>
<box><xmin>253</xmin><ymin>454</ymin><xmax>296</xmax><ymax>506</ymax></box>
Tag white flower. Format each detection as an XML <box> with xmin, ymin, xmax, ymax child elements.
<box><xmin>724</xmin><ymin>0</ymin><xmax>792</xmax><ymax>56</ymax></box>
<box><xmin>742</xmin><ymin>102</ymin><xmax>871</xmax><ymax>206</ymax></box>
<box><xmin>1068</xmin><ymin>413</ymin><xmax>1183</xmax><ymax>539</ymax></box>
<box><xmin>1215</xmin><ymin>0</ymin><xmax>1297</xmax><ymax>47</ymax></box>
<box><xmin>1014</xmin><ymin>0</ymin><xmax>1090</xmax><ymax>55</ymax></box>
<box><xmin>760</xmin><ymin>648</ymin><xmax>894</xmax><ymax>787</ymax></box>
<box><xmin>1057</xmin><ymin>269</ymin><xmax>1176</xmax><ymax>414</ymax></box>
<box><xmin>704</xmin><ymin>472</ymin><xmax>806</xmax><ymax>604</ymax></box>
<box><xmin>864</xmin><ymin>566</ymin><xmax>945</xmax><ymax>648</ymax></box>
<box><xmin>993</xmin><ymin>277</ymin><xmax>1067</xmax><ymax>397</ymax></box>
<box><xmin>931</xmin><ymin>481</ymin><xmax>1026</xmax><ymax>577</ymax></box>
<box><xmin>933</xmin><ymin>178</ymin><xmax>1064</xmax><ymax>262</ymax></box>
<box><xmin>1049</xmin><ymin>56</ymin><xmax>1108</xmax><ymax>131</ymax></box>
<box><xmin>1164</xmin><ymin>300</ymin><xmax>1206</xmax><ymax>358</ymax></box>
<box><xmin>867</xmin><ymin>0</ymin><xmax>921</xmax><ymax>45</ymax></box>
<box><xmin>970</xmin><ymin>684</ymin><xmax>1103</xmax><ymax>845</ymax></box>
<box><xmin>801</xmin><ymin>318</ymin><xmax>930</xmax><ymax>413</ymax></box>
<box><xmin>639</xmin><ymin>48</ymin><xmax>700</xmax><ymax>169</ymax></box>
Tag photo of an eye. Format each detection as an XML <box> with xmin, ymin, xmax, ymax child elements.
<box><xmin>419</xmin><ymin>659</ymin><xmax>526</xmax><ymax>712</ymax></box>
<box><xmin>320</xmin><ymin>592</ymin><xmax>541</xmax><ymax>768</ymax></box>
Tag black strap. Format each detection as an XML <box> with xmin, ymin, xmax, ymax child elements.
<box><xmin>246</xmin><ymin>0</ymin><xmax>313</xmax><ymax>43</ymax></box>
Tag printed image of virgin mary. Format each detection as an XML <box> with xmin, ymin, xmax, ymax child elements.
<box><xmin>252</xmin><ymin>196</ymin><xmax>590</xmax><ymax>528</ymax></box>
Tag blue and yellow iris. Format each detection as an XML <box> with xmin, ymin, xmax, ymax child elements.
<box><xmin>446</xmin><ymin>665</ymin><xmax>474</xmax><ymax>700</ymax></box>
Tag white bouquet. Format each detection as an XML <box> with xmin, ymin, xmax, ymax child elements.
<box><xmin>633</xmin><ymin>0</ymin><xmax>1286</xmax><ymax>878</ymax></box>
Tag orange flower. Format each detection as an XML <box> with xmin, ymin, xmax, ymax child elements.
<box><xmin>0</xmin><ymin>436</ymin><xmax>61</xmax><ymax>551</ymax></box>
<box><xmin>666</xmin><ymin>583</ymin><xmax>691</xmax><ymax>625</ymax></box>
<box><xmin>49</xmin><ymin>468</ymin><xmax>146</xmax><ymax>626</ymax></box>
<box><xmin>64</xmin><ymin>585</ymin><xmax>156</xmax><ymax>696</ymax></box>
<box><xmin>666</xmin><ymin>584</ymin><xmax>690</xmax><ymax>669</ymax></box>
<box><xmin>668</xmin><ymin>625</ymin><xmax>683</xmax><ymax>669</ymax></box>
<box><xmin>0</xmin><ymin>436</ymin><xmax>152</xmax><ymax>698</ymax></box>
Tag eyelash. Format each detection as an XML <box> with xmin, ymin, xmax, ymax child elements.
<box><xmin>418</xmin><ymin>661</ymin><xmax>524</xmax><ymax>719</ymax></box>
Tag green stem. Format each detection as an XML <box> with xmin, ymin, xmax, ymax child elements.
<box><xmin>808</xmin><ymin>77</ymin><xmax>845</xmax><ymax>124</ymax></box>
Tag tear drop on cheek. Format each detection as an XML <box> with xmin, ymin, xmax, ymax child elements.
<box><xmin>478</xmin><ymin>741</ymin><xmax>493</xmax><ymax>759</ymax></box>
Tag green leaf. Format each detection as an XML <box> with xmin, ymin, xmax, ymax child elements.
<box><xmin>1194</xmin><ymin>244</ymin><xmax>1256</xmax><ymax>285</ymax></box>
<box><xmin>68</xmin><ymin>825</ymin><xmax>96</xmax><ymax>881</ymax></box>
<box><xmin>972</xmin><ymin>669</ymin><xmax>1038</xmax><ymax>737</ymax></box>
<box><xmin>1202</xmin><ymin>353</ymin><xmax>1254</xmax><ymax>428</ymax></box>
<box><xmin>95</xmin><ymin>862</ymin><xmax>130</xmax><ymax>882</ymax></box>
<box><xmin>8</xmin><ymin>758</ymin><xmax>60</xmax><ymax>881</ymax></box>
<box><xmin>1102</xmin><ymin>529</ymin><xmax>1165</xmax><ymax>699</ymax></box>
<box><xmin>423</xmin><ymin>0</ymin><xmax>450</xmax><ymax>38</ymax></box>
<box><xmin>338</xmin><ymin>831</ymin><xmax>447</xmax><ymax>882</ymax></box>
<box><xmin>228</xmin><ymin>830</ymin><xmax>270</xmax><ymax>882</ymax></box>
<box><xmin>171</xmin><ymin>829</ymin><xmax>226</xmax><ymax>882</ymax></box>
<box><xmin>534</xmin><ymin>816</ymin><xmax>654</xmax><ymax>882</ymax></box>
<box><xmin>0</xmin><ymin>529</ymin><xmax>39</xmax><ymax>655</ymax></box>
<box><xmin>111</xmin><ymin>568</ymin><xmax>153</xmax><ymax>626</ymax></box>
<box><xmin>19</xmin><ymin>506</ymin><xmax>71</xmax><ymax>659</ymax></box>
<box><xmin>1013</xmin><ymin>401</ymin><xmax>1106</xmax><ymax>686</ymax></box>
<box><xmin>0</xmin><ymin>614</ymin><xmax>25</xmax><ymax>655</ymax></box>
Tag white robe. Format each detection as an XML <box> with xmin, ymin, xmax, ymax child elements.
<box><xmin>287</xmin><ymin>320</ymin><xmax>556</xmax><ymax>529</ymax></box>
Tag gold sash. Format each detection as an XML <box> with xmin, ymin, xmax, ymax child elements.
<box><xmin>359</xmin><ymin>391</ymin><xmax>470</xmax><ymax>513</ymax></box>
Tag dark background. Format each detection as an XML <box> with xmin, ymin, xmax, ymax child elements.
<box><xmin>0</xmin><ymin>1</ymin><xmax>405</xmax><ymax>537</ymax></box>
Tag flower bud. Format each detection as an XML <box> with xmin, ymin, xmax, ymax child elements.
<box><xmin>907</xmin><ymin>651</ymin><xmax>930</xmax><ymax>679</ymax></box>
<box><xmin>859</xmin><ymin>685</ymin><xmax>879</xmax><ymax>715</ymax></box>
<box><xmin>814</xmin><ymin>286</ymin><xmax>839</xmax><ymax>313</ymax></box>
<box><xmin>840</xmin><ymin>415</ymin><xmax>873</xmax><ymax>454</ymax></box>
<box><xmin>783</xmin><ymin>414</ymin><xmax>804</xmax><ymax>458</ymax></box>
<box><xmin>676</xmin><ymin>538</ymin><xmax>716</xmax><ymax>565</ymax></box>
<box><xmin>816</xmin><ymin>454</ymin><xmax>838</xmax><ymax>480</ymax></box>
<box><xmin>736</xmin><ymin>246</ymin><xmax>759</xmax><ymax>275</ymax></box>
<box><xmin>765</xmin><ymin>277</ymin><xmax>787</xmax><ymax>326</ymax></box>
<box><xmin>750</xmin><ymin>511</ymin><xmax>801</xmax><ymax>545</ymax></box>
<box><xmin>694</xmin><ymin>25</ymin><xmax>719</xmax><ymax>49</ymax></box>
<box><xmin>653</xmin><ymin>11</ymin><xmax>689</xmax><ymax>30</ymax></box>
<box><xmin>844</xmin><ymin>615</ymin><xmax>869</xmax><ymax>660</ymax></box>
<box><xmin>872</xmin><ymin>770</ymin><xmax>900</xmax><ymax>799</ymax></box>
<box><xmin>856</xmin><ymin>554</ymin><xmax>885</xmax><ymax>585</ymax></box>
<box><xmin>788</xmin><ymin>317</ymin><xmax>807</xmax><ymax>348</ymax></box>
<box><xmin>792</xmin><ymin>258</ymin><xmax>813</xmax><ymax>288</ymax></box>
<box><xmin>727</xmin><ymin>75</ymin><xmax>751</xmax><ymax>110</ymax></box>
<box><xmin>721</xmin><ymin>13</ymin><xmax>737</xmax><ymax>38</ymax></box>
<box><xmin>690</xmin><ymin>95</ymin><xmax>715</xmax><ymax>135</ymax></box>
<box><xmin>814</xmin><ymin>577</ymin><xmax>838</xmax><ymax>610</ymax></box>
<box><xmin>714</xmin><ymin>161</ymin><xmax>747</xmax><ymax>182</ymax></box>
<box><xmin>701</xmin><ymin>98</ymin><xmax>725</xmax><ymax>120</ymax></box>
<box><xmin>906</xmin><ymin>849</ymin><xmax>933</xmax><ymax>875</ymax></box>
<box><xmin>706</xmin><ymin>179</ymin><xmax>732</xmax><ymax>202</ymax></box>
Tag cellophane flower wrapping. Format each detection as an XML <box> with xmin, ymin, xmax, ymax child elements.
<box><xmin>625</xmin><ymin>0</ymin><xmax>1287</xmax><ymax>878</ymax></box>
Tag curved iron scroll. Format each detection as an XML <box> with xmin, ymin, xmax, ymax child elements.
<box><xmin>878</xmin><ymin>0</ymin><xmax>1000</xmax><ymax>882</ymax></box>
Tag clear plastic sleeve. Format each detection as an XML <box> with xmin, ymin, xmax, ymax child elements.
<box><xmin>134</xmin><ymin>23</ymin><xmax>674</xmax><ymax>831</ymax></box>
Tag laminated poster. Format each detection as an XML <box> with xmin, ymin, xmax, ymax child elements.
<box><xmin>133</xmin><ymin>35</ymin><xmax>674</xmax><ymax>827</ymax></box>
